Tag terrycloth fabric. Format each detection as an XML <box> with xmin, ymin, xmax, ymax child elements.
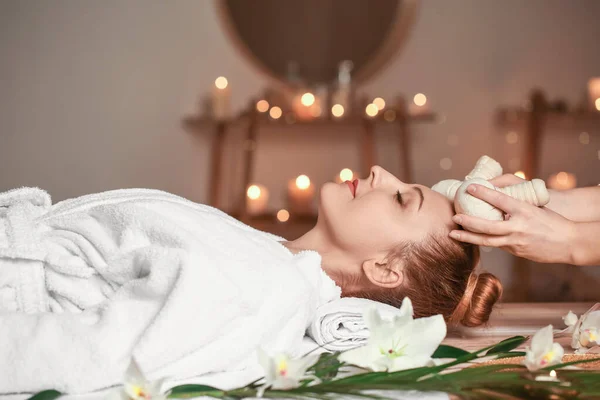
<box><xmin>307</xmin><ymin>297</ymin><xmax>403</xmax><ymax>351</ymax></box>
<box><xmin>0</xmin><ymin>187</ymin><xmax>341</xmax><ymax>394</ymax></box>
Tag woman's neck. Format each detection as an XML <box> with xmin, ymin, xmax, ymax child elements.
<box><xmin>280</xmin><ymin>225</ymin><xmax>364</xmax><ymax>293</ymax></box>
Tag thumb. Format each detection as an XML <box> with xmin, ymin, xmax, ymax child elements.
<box><xmin>489</xmin><ymin>173</ymin><xmax>525</xmax><ymax>188</ymax></box>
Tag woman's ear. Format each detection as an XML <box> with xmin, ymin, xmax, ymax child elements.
<box><xmin>362</xmin><ymin>259</ymin><xmax>404</xmax><ymax>289</ymax></box>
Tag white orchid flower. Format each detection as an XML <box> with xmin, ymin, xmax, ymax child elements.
<box><xmin>257</xmin><ymin>348</ymin><xmax>319</xmax><ymax>391</ymax></box>
<box><xmin>562</xmin><ymin>310</ymin><xmax>578</xmax><ymax>332</ymax></box>
<box><xmin>523</xmin><ymin>325</ymin><xmax>564</xmax><ymax>371</ymax></box>
<box><xmin>338</xmin><ymin>298</ymin><xmax>446</xmax><ymax>372</ymax></box>
<box><xmin>570</xmin><ymin>305</ymin><xmax>600</xmax><ymax>353</ymax></box>
<box><xmin>106</xmin><ymin>359</ymin><xmax>165</xmax><ymax>400</ymax></box>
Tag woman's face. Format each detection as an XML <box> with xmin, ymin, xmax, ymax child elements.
<box><xmin>318</xmin><ymin>166</ymin><xmax>457</xmax><ymax>258</ymax></box>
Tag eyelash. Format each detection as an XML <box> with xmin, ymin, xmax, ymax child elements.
<box><xmin>396</xmin><ymin>190</ymin><xmax>404</xmax><ymax>206</ymax></box>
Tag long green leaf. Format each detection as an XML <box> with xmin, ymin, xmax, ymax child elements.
<box><xmin>484</xmin><ymin>335</ymin><xmax>528</xmax><ymax>355</ymax></box>
<box><xmin>541</xmin><ymin>356</ymin><xmax>600</xmax><ymax>371</ymax></box>
<box><xmin>168</xmin><ymin>384</ymin><xmax>225</xmax><ymax>399</ymax></box>
<box><xmin>432</xmin><ymin>344</ymin><xmax>470</xmax><ymax>359</ymax></box>
<box><xmin>26</xmin><ymin>390</ymin><xmax>62</xmax><ymax>400</ymax></box>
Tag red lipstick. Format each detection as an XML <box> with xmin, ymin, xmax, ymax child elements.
<box><xmin>345</xmin><ymin>180</ymin><xmax>356</xmax><ymax>197</ymax></box>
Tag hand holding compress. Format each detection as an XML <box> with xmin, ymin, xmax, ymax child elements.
<box><xmin>449</xmin><ymin>184</ymin><xmax>579</xmax><ymax>264</ymax></box>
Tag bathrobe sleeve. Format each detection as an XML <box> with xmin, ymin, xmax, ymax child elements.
<box><xmin>0</xmin><ymin>246</ymin><xmax>243</xmax><ymax>394</ymax></box>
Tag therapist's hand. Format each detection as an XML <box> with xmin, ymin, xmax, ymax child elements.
<box><xmin>449</xmin><ymin>184</ymin><xmax>577</xmax><ymax>264</ymax></box>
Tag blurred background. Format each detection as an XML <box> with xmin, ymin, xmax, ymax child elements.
<box><xmin>1</xmin><ymin>0</ymin><xmax>599</xmax><ymax>302</ymax></box>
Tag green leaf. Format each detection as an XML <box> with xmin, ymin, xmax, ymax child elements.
<box><xmin>484</xmin><ymin>335</ymin><xmax>528</xmax><ymax>355</ymax></box>
<box><xmin>26</xmin><ymin>390</ymin><xmax>62</xmax><ymax>400</ymax></box>
<box><xmin>168</xmin><ymin>384</ymin><xmax>225</xmax><ymax>399</ymax></box>
<box><xmin>492</xmin><ymin>351</ymin><xmax>526</xmax><ymax>359</ymax></box>
<box><xmin>541</xmin><ymin>356</ymin><xmax>600</xmax><ymax>371</ymax></box>
<box><xmin>432</xmin><ymin>344</ymin><xmax>470</xmax><ymax>359</ymax></box>
<box><xmin>309</xmin><ymin>352</ymin><xmax>344</xmax><ymax>382</ymax></box>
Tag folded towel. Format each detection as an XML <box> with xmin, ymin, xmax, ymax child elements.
<box><xmin>307</xmin><ymin>297</ymin><xmax>404</xmax><ymax>351</ymax></box>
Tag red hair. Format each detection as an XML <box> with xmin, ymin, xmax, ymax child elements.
<box><xmin>343</xmin><ymin>234</ymin><xmax>502</xmax><ymax>327</ymax></box>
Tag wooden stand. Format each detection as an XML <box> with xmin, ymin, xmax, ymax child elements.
<box><xmin>184</xmin><ymin>97</ymin><xmax>437</xmax><ymax>239</ymax></box>
<box><xmin>496</xmin><ymin>89</ymin><xmax>600</xmax><ymax>301</ymax></box>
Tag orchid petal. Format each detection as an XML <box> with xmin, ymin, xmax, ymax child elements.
<box><xmin>581</xmin><ymin>311</ymin><xmax>600</xmax><ymax>331</ymax></box>
<box><xmin>401</xmin><ymin>315</ymin><xmax>446</xmax><ymax>359</ymax></box>
<box><xmin>563</xmin><ymin>311</ymin><xmax>578</xmax><ymax>327</ymax></box>
<box><xmin>531</xmin><ymin>325</ymin><xmax>553</xmax><ymax>356</ymax></box>
<box><xmin>364</xmin><ymin>307</ymin><xmax>385</xmax><ymax>331</ymax></box>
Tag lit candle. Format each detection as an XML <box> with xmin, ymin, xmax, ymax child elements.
<box><xmin>409</xmin><ymin>93</ymin><xmax>429</xmax><ymax>115</ymax></box>
<box><xmin>287</xmin><ymin>175</ymin><xmax>315</xmax><ymax>215</ymax></box>
<box><xmin>547</xmin><ymin>172</ymin><xmax>577</xmax><ymax>190</ymax></box>
<box><xmin>588</xmin><ymin>78</ymin><xmax>600</xmax><ymax>111</ymax></box>
<box><xmin>292</xmin><ymin>92</ymin><xmax>315</xmax><ymax>120</ymax></box>
<box><xmin>212</xmin><ymin>76</ymin><xmax>231</xmax><ymax>120</ymax></box>
<box><xmin>246</xmin><ymin>184</ymin><xmax>269</xmax><ymax>216</ymax></box>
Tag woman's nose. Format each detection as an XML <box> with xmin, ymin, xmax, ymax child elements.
<box><xmin>369</xmin><ymin>165</ymin><xmax>385</xmax><ymax>188</ymax></box>
<box><xmin>370</xmin><ymin>165</ymin><xmax>404</xmax><ymax>188</ymax></box>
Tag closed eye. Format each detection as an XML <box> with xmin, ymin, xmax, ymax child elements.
<box><xmin>396</xmin><ymin>190</ymin><xmax>404</xmax><ymax>206</ymax></box>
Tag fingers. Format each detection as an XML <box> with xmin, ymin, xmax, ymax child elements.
<box><xmin>448</xmin><ymin>229</ymin><xmax>508</xmax><ymax>248</ymax></box>
<box><xmin>466</xmin><ymin>184</ymin><xmax>524</xmax><ymax>215</ymax></box>
<box><xmin>489</xmin><ymin>173</ymin><xmax>525</xmax><ymax>188</ymax></box>
<box><xmin>452</xmin><ymin>214</ymin><xmax>513</xmax><ymax>235</ymax></box>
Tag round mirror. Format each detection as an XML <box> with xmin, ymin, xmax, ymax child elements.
<box><xmin>217</xmin><ymin>0</ymin><xmax>420</xmax><ymax>87</ymax></box>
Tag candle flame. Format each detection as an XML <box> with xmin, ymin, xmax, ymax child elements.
<box><xmin>296</xmin><ymin>175</ymin><xmax>311</xmax><ymax>190</ymax></box>
<box><xmin>301</xmin><ymin>93</ymin><xmax>315</xmax><ymax>107</ymax></box>
<box><xmin>247</xmin><ymin>185</ymin><xmax>261</xmax><ymax>199</ymax></box>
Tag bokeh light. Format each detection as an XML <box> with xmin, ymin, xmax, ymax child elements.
<box><xmin>269</xmin><ymin>106</ymin><xmax>282</xmax><ymax>119</ymax></box>
<box><xmin>256</xmin><ymin>100</ymin><xmax>269</xmax><ymax>113</ymax></box>
<box><xmin>332</xmin><ymin>104</ymin><xmax>345</xmax><ymax>117</ymax></box>
<box><xmin>373</xmin><ymin>97</ymin><xmax>386</xmax><ymax>110</ymax></box>
<box><xmin>339</xmin><ymin>168</ymin><xmax>353</xmax><ymax>181</ymax></box>
<box><xmin>215</xmin><ymin>76</ymin><xmax>228</xmax><ymax>89</ymax></box>
<box><xmin>365</xmin><ymin>103</ymin><xmax>379</xmax><ymax>117</ymax></box>
<box><xmin>277</xmin><ymin>209</ymin><xmax>290</xmax><ymax>222</ymax></box>
<box><xmin>414</xmin><ymin>93</ymin><xmax>427</xmax><ymax>106</ymax></box>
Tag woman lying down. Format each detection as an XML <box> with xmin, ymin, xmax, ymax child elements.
<box><xmin>0</xmin><ymin>166</ymin><xmax>501</xmax><ymax>394</ymax></box>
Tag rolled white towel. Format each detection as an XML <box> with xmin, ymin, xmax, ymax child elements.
<box><xmin>307</xmin><ymin>297</ymin><xmax>404</xmax><ymax>351</ymax></box>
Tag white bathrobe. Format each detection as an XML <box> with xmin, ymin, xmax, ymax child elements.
<box><xmin>0</xmin><ymin>187</ymin><xmax>341</xmax><ymax>394</ymax></box>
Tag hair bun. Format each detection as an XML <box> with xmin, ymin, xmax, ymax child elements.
<box><xmin>457</xmin><ymin>272</ymin><xmax>502</xmax><ymax>327</ymax></box>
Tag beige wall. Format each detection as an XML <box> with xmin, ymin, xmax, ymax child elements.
<box><xmin>1</xmin><ymin>0</ymin><xmax>599</xmax><ymax>297</ymax></box>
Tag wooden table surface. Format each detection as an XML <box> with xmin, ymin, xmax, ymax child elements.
<box><xmin>443</xmin><ymin>302</ymin><xmax>596</xmax><ymax>352</ymax></box>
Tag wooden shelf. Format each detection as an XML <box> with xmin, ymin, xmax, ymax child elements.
<box><xmin>183</xmin><ymin>111</ymin><xmax>439</xmax><ymax>132</ymax></box>
<box><xmin>496</xmin><ymin>108</ymin><xmax>600</xmax><ymax>128</ymax></box>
